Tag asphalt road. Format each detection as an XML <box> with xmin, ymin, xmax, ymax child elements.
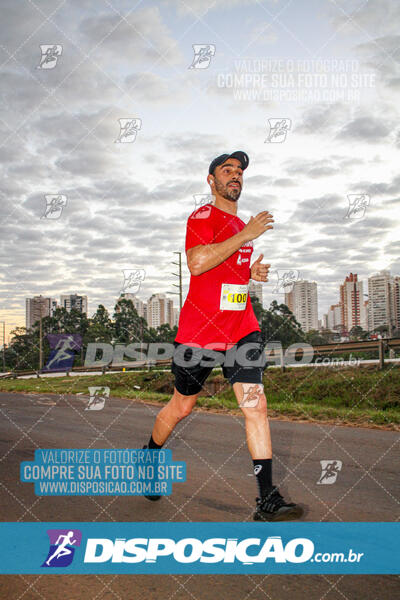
<box><xmin>0</xmin><ymin>391</ymin><xmax>398</xmax><ymax>599</ymax></box>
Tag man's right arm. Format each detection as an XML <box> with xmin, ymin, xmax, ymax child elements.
<box><xmin>187</xmin><ymin>211</ymin><xmax>273</xmax><ymax>276</ymax></box>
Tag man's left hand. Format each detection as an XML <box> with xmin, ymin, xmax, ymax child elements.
<box><xmin>250</xmin><ymin>254</ymin><xmax>270</xmax><ymax>282</ymax></box>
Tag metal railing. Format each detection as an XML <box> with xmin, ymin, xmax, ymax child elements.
<box><xmin>1</xmin><ymin>338</ymin><xmax>399</xmax><ymax>379</ymax></box>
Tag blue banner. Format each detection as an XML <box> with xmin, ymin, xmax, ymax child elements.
<box><xmin>0</xmin><ymin>522</ymin><xmax>398</xmax><ymax>574</ymax></box>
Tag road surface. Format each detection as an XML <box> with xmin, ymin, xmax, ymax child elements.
<box><xmin>0</xmin><ymin>391</ymin><xmax>398</xmax><ymax>599</ymax></box>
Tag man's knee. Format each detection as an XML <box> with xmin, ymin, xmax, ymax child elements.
<box><xmin>178</xmin><ymin>400</ymin><xmax>195</xmax><ymax>419</ymax></box>
<box><xmin>244</xmin><ymin>395</ymin><xmax>267</xmax><ymax>416</ymax></box>
<box><xmin>235</xmin><ymin>382</ymin><xmax>267</xmax><ymax>414</ymax></box>
<box><xmin>173</xmin><ymin>388</ymin><xmax>198</xmax><ymax>419</ymax></box>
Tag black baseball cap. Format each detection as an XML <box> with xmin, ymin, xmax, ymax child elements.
<box><xmin>208</xmin><ymin>151</ymin><xmax>249</xmax><ymax>175</ymax></box>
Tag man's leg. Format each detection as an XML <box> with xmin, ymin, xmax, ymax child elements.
<box><xmin>233</xmin><ymin>382</ymin><xmax>273</xmax><ymax>499</ymax></box>
<box><xmin>150</xmin><ymin>387</ymin><xmax>199</xmax><ymax>447</ymax></box>
<box><xmin>233</xmin><ymin>382</ymin><xmax>271</xmax><ymax>459</ymax></box>
<box><xmin>227</xmin><ymin>331</ymin><xmax>273</xmax><ymax>492</ymax></box>
<box><xmin>143</xmin><ymin>388</ymin><xmax>199</xmax><ymax>501</ymax></box>
<box><xmin>142</xmin><ymin>339</ymin><xmax>212</xmax><ymax>501</ymax></box>
<box><xmin>233</xmin><ymin>381</ymin><xmax>303</xmax><ymax>521</ymax></box>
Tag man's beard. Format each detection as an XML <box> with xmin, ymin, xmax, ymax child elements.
<box><xmin>213</xmin><ymin>176</ymin><xmax>242</xmax><ymax>202</ymax></box>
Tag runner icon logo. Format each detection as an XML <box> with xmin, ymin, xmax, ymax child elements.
<box><xmin>317</xmin><ymin>460</ymin><xmax>342</xmax><ymax>485</ymax></box>
<box><xmin>188</xmin><ymin>44</ymin><xmax>216</xmax><ymax>69</ymax></box>
<box><xmin>42</xmin><ymin>529</ymin><xmax>82</xmax><ymax>568</ymax></box>
<box><xmin>86</xmin><ymin>386</ymin><xmax>110</xmax><ymax>411</ymax></box>
<box><xmin>43</xmin><ymin>334</ymin><xmax>82</xmax><ymax>372</ymax></box>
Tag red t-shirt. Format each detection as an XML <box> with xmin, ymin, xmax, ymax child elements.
<box><xmin>175</xmin><ymin>203</ymin><xmax>260</xmax><ymax>350</ymax></box>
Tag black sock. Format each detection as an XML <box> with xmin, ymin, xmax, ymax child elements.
<box><xmin>148</xmin><ymin>434</ymin><xmax>163</xmax><ymax>449</ymax></box>
<box><xmin>252</xmin><ymin>458</ymin><xmax>273</xmax><ymax>497</ymax></box>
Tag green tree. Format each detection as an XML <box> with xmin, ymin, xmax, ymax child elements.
<box><xmin>374</xmin><ymin>324</ymin><xmax>389</xmax><ymax>337</ymax></box>
<box><xmin>260</xmin><ymin>301</ymin><xmax>305</xmax><ymax>347</ymax></box>
<box><xmin>305</xmin><ymin>329</ymin><xmax>329</xmax><ymax>346</ymax></box>
<box><xmin>6</xmin><ymin>326</ymin><xmax>38</xmax><ymax>370</ymax></box>
<box><xmin>86</xmin><ymin>305</ymin><xmax>114</xmax><ymax>343</ymax></box>
<box><xmin>349</xmin><ymin>325</ymin><xmax>368</xmax><ymax>341</ymax></box>
<box><xmin>113</xmin><ymin>298</ymin><xmax>148</xmax><ymax>344</ymax></box>
<box><xmin>42</xmin><ymin>306</ymin><xmax>89</xmax><ymax>336</ymax></box>
<box><xmin>249</xmin><ymin>295</ymin><xmax>264</xmax><ymax>323</ymax></box>
<box><xmin>317</xmin><ymin>328</ymin><xmax>337</xmax><ymax>343</ymax></box>
<box><xmin>144</xmin><ymin>323</ymin><xmax>178</xmax><ymax>343</ymax></box>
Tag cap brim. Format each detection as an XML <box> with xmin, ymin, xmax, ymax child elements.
<box><xmin>209</xmin><ymin>151</ymin><xmax>249</xmax><ymax>174</ymax></box>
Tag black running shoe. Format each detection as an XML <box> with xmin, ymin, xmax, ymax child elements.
<box><xmin>253</xmin><ymin>487</ymin><xmax>303</xmax><ymax>521</ymax></box>
<box><xmin>142</xmin><ymin>445</ymin><xmax>161</xmax><ymax>501</ymax></box>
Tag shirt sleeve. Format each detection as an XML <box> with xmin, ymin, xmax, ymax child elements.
<box><xmin>185</xmin><ymin>204</ymin><xmax>215</xmax><ymax>251</ymax></box>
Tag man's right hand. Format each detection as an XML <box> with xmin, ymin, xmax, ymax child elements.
<box><xmin>242</xmin><ymin>211</ymin><xmax>274</xmax><ymax>242</ymax></box>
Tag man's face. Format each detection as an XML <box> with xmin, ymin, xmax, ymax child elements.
<box><xmin>212</xmin><ymin>158</ymin><xmax>243</xmax><ymax>201</ymax></box>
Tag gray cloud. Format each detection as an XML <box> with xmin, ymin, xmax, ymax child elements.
<box><xmin>347</xmin><ymin>175</ymin><xmax>400</xmax><ymax>198</ymax></box>
<box><xmin>161</xmin><ymin>0</ymin><xmax>263</xmax><ymax>17</ymax></box>
<box><xmin>124</xmin><ymin>73</ymin><xmax>189</xmax><ymax>105</ymax></box>
<box><xmin>282</xmin><ymin>158</ymin><xmax>340</xmax><ymax>179</ymax></box>
<box><xmin>336</xmin><ymin>116</ymin><xmax>393</xmax><ymax>142</ymax></box>
<box><xmin>272</xmin><ymin>178</ymin><xmax>297</xmax><ymax>187</ymax></box>
<box><xmin>295</xmin><ymin>103</ymin><xmax>350</xmax><ymax>135</ymax></box>
<box><xmin>80</xmin><ymin>8</ymin><xmax>182</xmax><ymax>65</ymax></box>
<box><xmin>329</xmin><ymin>0</ymin><xmax>400</xmax><ymax>37</ymax></box>
<box><xmin>1</xmin><ymin>0</ymin><xmax>399</xmax><ymax>323</ymax></box>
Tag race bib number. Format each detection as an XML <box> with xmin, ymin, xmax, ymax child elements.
<box><xmin>220</xmin><ymin>283</ymin><xmax>248</xmax><ymax>311</ymax></box>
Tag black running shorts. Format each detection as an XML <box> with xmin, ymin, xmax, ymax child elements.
<box><xmin>171</xmin><ymin>330</ymin><xmax>266</xmax><ymax>396</ymax></box>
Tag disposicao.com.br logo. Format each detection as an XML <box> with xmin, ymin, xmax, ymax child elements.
<box><xmin>83</xmin><ymin>535</ymin><xmax>363</xmax><ymax>566</ymax></box>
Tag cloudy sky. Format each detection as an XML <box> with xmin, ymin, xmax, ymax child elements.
<box><xmin>1</xmin><ymin>0</ymin><xmax>399</xmax><ymax>341</ymax></box>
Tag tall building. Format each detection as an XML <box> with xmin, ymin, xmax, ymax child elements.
<box><xmin>326</xmin><ymin>303</ymin><xmax>343</xmax><ymax>332</ymax></box>
<box><xmin>25</xmin><ymin>296</ymin><xmax>57</xmax><ymax>330</ymax></box>
<box><xmin>249</xmin><ymin>281</ymin><xmax>263</xmax><ymax>305</ymax></box>
<box><xmin>368</xmin><ymin>271</ymin><xmax>393</xmax><ymax>333</ymax></box>
<box><xmin>285</xmin><ymin>289</ymin><xmax>294</xmax><ymax>314</ymax></box>
<box><xmin>60</xmin><ymin>294</ymin><xmax>88</xmax><ymax>315</ymax></box>
<box><xmin>119</xmin><ymin>294</ymin><xmax>147</xmax><ymax>322</ymax></box>
<box><xmin>147</xmin><ymin>293</ymin><xmax>174</xmax><ymax>329</ymax></box>
<box><xmin>362</xmin><ymin>300</ymin><xmax>369</xmax><ymax>331</ymax></box>
<box><xmin>284</xmin><ymin>280</ymin><xmax>318</xmax><ymax>332</ymax></box>
<box><xmin>339</xmin><ymin>273</ymin><xmax>366</xmax><ymax>333</ymax></box>
<box><xmin>390</xmin><ymin>276</ymin><xmax>400</xmax><ymax>333</ymax></box>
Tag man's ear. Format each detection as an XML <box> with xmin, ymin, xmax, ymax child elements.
<box><xmin>207</xmin><ymin>174</ymin><xmax>214</xmax><ymax>187</ymax></box>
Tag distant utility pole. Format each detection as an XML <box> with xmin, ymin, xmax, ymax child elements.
<box><xmin>38</xmin><ymin>297</ymin><xmax>47</xmax><ymax>371</ymax></box>
<box><xmin>171</xmin><ymin>251</ymin><xmax>183</xmax><ymax>311</ymax></box>
<box><xmin>0</xmin><ymin>321</ymin><xmax>5</xmax><ymax>372</ymax></box>
<box><xmin>39</xmin><ymin>314</ymin><xmax>43</xmax><ymax>371</ymax></box>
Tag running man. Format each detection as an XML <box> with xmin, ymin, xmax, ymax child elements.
<box><xmin>45</xmin><ymin>531</ymin><xmax>77</xmax><ymax>566</ymax></box>
<box><xmin>144</xmin><ymin>151</ymin><xmax>303</xmax><ymax>521</ymax></box>
<box><xmin>44</xmin><ymin>336</ymin><xmax>75</xmax><ymax>370</ymax></box>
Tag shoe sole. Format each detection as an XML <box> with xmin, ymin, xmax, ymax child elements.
<box><xmin>253</xmin><ymin>505</ymin><xmax>304</xmax><ymax>522</ymax></box>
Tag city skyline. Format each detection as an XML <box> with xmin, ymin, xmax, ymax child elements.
<box><xmin>1</xmin><ymin>1</ymin><xmax>399</xmax><ymax>345</ymax></box>
<box><xmin>19</xmin><ymin>267</ymin><xmax>399</xmax><ymax>343</ymax></box>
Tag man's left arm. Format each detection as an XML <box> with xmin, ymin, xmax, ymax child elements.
<box><xmin>250</xmin><ymin>253</ymin><xmax>270</xmax><ymax>282</ymax></box>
